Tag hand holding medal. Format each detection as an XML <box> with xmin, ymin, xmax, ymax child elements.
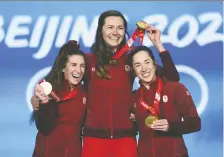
<box><xmin>112</xmin><ymin>21</ymin><xmax>149</xmax><ymax>59</ymax></box>
<box><xmin>150</xmin><ymin>119</ymin><xmax>169</xmax><ymax>132</ymax></box>
<box><xmin>38</xmin><ymin>80</ymin><xmax>60</xmax><ymax>102</ymax></box>
<box><xmin>34</xmin><ymin>83</ymin><xmax>50</xmax><ymax>104</ymax></box>
<box><xmin>38</xmin><ymin>80</ymin><xmax>77</xmax><ymax>103</ymax></box>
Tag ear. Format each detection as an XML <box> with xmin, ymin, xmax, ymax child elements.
<box><xmin>62</xmin><ymin>68</ymin><xmax>65</xmax><ymax>72</ymax></box>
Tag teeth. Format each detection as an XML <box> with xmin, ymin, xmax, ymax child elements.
<box><xmin>72</xmin><ymin>74</ymin><xmax>80</xmax><ymax>78</ymax></box>
<box><xmin>142</xmin><ymin>73</ymin><xmax>150</xmax><ymax>77</ymax></box>
<box><xmin>110</xmin><ymin>37</ymin><xmax>119</xmax><ymax>40</ymax></box>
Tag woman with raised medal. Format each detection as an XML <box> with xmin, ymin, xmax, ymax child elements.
<box><xmin>31</xmin><ymin>10</ymin><xmax>180</xmax><ymax>157</ymax></box>
<box><xmin>31</xmin><ymin>40</ymin><xmax>87</xmax><ymax>157</ymax></box>
<box><xmin>130</xmin><ymin>46</ymin><xmax>201</xmax><ymax>157</ymax></box>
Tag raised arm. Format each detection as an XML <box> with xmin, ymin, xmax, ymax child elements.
<box><xmin>146</xmin><ymin>25</ymin><xmax>180</xmax><ymax>81</ymax></box>
<box><xmin>159</xmin><ymin>50</ymin><xmax>180</xmax><ymax>81</ymax></box>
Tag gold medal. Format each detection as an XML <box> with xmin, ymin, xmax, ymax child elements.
<box><xmin>144</xmin><ymin>115</ymin><xmax>158</xmax><ymax>127</ymax></box>
<box><xmin>136</xmin><ymin>21</ymin><xmax>148</xmax><ymax>30</ymax></box>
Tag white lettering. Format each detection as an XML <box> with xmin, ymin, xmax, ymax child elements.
<box><xmin>196</xmin><ymin>12</ymin><xmax>223</xmax><ymax>46</ymax></box>
<box><xmin>55</xmin><ymin>16</ymin><xmax>73</xmax><ymax>47</ymax></box>
<box><xmin>33</xmin><ymin>16</ymin><xmax>60</xmax><ymax>59</ymax></box>
<box><xmin>169</xmin><ymin>15</ymin><xmax>198</xmax><ymax>48</ymax></box>
<box><xmin>0</xmin><ymin>15</ymin><xmax>5</xmax><ymax>43</ymax></box>
<box><xmin>29</xmin><ymin>16</ymin><xmax>47</xmax><ymax>48</ymax></box>
<box><xmin>69</xmin><ymin>15</ymin><xmax>98</xmax><ymax>47</ymax></box>
<box><xmin>5</xmin><ymin>15</ymin><xmax>31</xmax><ymax>47</ymax></box>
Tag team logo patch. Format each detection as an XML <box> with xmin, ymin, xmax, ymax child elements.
<box><xmin>125</xmin><ymin>65</ymin><xmax>131</xmax><ymax>71</ymax></box>
<box><xmin>91</xmin><ymin>67</ymin><xmax>95</xmax><ymax>72</ymax></box>
<box><xmin>163</xmin><ymin>95</ymin><xmax>168</xmax><ymax>103</ymax></box>
<box><xmin>83</xmin><ymin>97</ymin><xmax>86</xmax><ymax>104</ymax></box>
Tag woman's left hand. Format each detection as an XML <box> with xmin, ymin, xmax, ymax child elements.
<box><xmin>151</xmin><ymin>119</ymin><xmax>169</xmax><ymax>132</ymax></box>
<box><xmin>146</xmin><ymin>25</ymin><xmax>165</xmax><ymax>52</ymax></box>
<box><xmin>129</xmin><ymin>113</ymin><xmax>136</xmax><ymax>121</ymax></box>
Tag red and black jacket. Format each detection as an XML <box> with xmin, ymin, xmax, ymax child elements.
<box><xmin>83</xmin><ymin>51</ymin><xmax>179</xmax><ymax>138</ymax></box>
<box><xmin>33</xmin><ymin>82</ymin><xmax>87</xmax><ymax>157</ymax></box>
<box><xmin>133</xmin><ymin>78</ymin><xmax>201</xmax><ymax>157</ymax></box>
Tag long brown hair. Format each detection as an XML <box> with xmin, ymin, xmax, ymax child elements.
<box><xmin>30</xmin><ymin>40</ymin><xmax>86</xmax><ymax>124</ymax></box>
<box><xmin>91</xmin><ymin>10</ymin><xmax>128</xmax><ymax>79</ymax></box>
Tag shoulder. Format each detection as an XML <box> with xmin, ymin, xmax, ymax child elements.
<box><xmin>164</xmin><ymin>81</ymin><xmax>188</xmax><ymax>93</ymax></box>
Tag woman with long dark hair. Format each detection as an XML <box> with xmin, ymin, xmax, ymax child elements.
<box><xmin>81</xmin><ymin>10</ymin><xmax>179</xmax><ymax>157</ymax></box>
<box><xmin>31</xmin><ymin>10</ymin><xmax>180</xmax><ymax>157</ymax></box>
<box><xmin>32</xmin><ymin>40</ymin><xmax>87</xmax><ymax>157</ymax></box>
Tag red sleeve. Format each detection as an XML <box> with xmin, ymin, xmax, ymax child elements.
<box><xmin>130</xmin><ymin>90</ymin><xmax>138</xmax><ymax>113</ymax></box>
<box><xmin>168</xmin><ymin>83</ymin><xmax>201</xmax><ymax>135</ymax></box>
<box><xmin>159</xmin><ymin>51</ymin><xmax>180</xmax><ymax>81</ymax></box>
<box><xmin>34</xmin><ymin>100</ymin><xmax>58</xmax><ymax>135</ymax></box>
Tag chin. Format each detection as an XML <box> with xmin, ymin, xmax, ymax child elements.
<box><xmin>142</xmin><ymin>78</ymin><xmax>153</xmax><ymax>84</ymax></box>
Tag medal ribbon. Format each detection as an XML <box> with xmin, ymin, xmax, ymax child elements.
<box><xmin>39</xmin><ymin>80</ymin><xmax>78</xmax><ymax>102</ymax></box>
<box><xmin>112</xmin><ymin>28</ymin><xmax>145</xmax><ymax>59</ymax></box>
<box><xmin>139</xmin><ymin>77</ymin><xmax>163</xmax><ymax>116</ymax></box>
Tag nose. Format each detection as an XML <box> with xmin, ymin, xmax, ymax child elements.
<box><xmin>75</xmin><ymin>66</ymin><xmax>81</xmax><ymax>74</ymax></box>
<box><xmin>112</xmin><ymin>28</ymin><xmax>118</xmax><ymax>35</ymax></box>
<box><xmin>142</xmin><ymin>65</ymin><xmax>147</xmax><ymax>72</ymax></box>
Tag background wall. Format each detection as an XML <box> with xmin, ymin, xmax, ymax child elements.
<box><xmin>0</xmin><ymin>1</ymin><xmax>223</xmax><ymax>157</ymax></box>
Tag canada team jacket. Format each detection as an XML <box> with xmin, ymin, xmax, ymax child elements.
<box><xmin>133</xmin><ymin>78</ymin><xmax>201</xmax><ymax>157</ymax></box>
<box><xmin>33</xmin><ymin>82</ymin><xmax>87</xmax><ymax>157</ymax></box>
<box><xmin>83</xmin><ymin>51</ymin><xmax>180</xmax><ymax>138</ymax></box>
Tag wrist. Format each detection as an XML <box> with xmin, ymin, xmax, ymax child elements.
<box><xmin>155</xmin><ymin>43</ymin><xmax>165</xmax><ymax>53</ymax></box>
<box><xmin>40</xmin><ymin>99</ymin><xmax>49</xmax><ymax>104</ymax></box>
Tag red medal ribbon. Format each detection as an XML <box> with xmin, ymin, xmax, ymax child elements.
<box><xmin>38</xmin><ymin>80</ymin><xmax>78</xmax><ymax>102</ymax></box>
<box><xmin>112</xmin><ymin>28</ymin><xmax>145</xmax><ymax>59</ymax></box>
<box><xmin>139</xmin><ymin>77</ymin><xmax>163</xmax><ymax>116</ymax></box>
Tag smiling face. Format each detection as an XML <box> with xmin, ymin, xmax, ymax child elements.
<box><xmin>63</xmin><ymin>54</ymin><xmax>85</xmax><ymax>87</ymax></box>
<box><xmin>102</xmin><ymin>16</ymin><xmax>125</xmax><ymax>52</ymax></box>
<box><xmin>132</xmin><ymin>50</ymin><xmax>156</xmax><ymax>87</ymax></box>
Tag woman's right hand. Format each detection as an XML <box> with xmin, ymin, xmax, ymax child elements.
<box><xmin>34</xmin><ymin>84</ymin><xmax>49</xmax><ymax>104</ymax></box>
<box><xmin>31</xmin><ymin>96</ymin><xmax>40</xmax><ymax>111</ymax></box>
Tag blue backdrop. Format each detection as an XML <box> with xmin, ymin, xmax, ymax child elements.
<box><xmin>0</xmin><ymin>1</ymin><xmax>223</xmax><ymax>157</ymax></box>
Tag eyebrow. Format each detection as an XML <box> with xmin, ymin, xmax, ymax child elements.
<box><xmin>133</xmin><ymin>62</ymin><xmax>140</xmax><ymax>66</ymax></box>
<box><xmin>105</xmin><ymin>25</ymin><xmax>124</xmax><ymax>27</ymax></box>
<box><xmin>144</xmin><ymin>59</ymin><xmax>151</xmax><ymax>62</ymax></box>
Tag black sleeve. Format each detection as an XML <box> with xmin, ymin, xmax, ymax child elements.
<box><xmin>159</xmin><ymin>51</ymin><xmax>180</xmax><ymax>81</ymax></box>
<box><xmin>34</xmin><ymin>100</ymin><xmax>58</xmax><ymax>136</ymax></box>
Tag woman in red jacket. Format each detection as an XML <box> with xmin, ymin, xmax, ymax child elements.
<box><xmin>81</xmin><ymin>10</ymin><xmax>180</xmax><ymax>157</ymax></box>
<box><xmin>31</xmin><ymin>10</ymin><xmax>180</xmax><ymax>157</ymax></box>
<box><xmin>32</xmin><ymin>40</ymin><xmax>87</xmax><ymax>157</ymax></box>
<box><xmin>129</xmin><ymin>46</ymin><xmax>201</xmax><ymax>157</ymax></box>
